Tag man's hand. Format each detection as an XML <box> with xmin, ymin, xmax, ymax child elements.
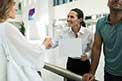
<box><xmin>82</xmin><ymin>73</ymin><xmax>95</xmax><ymax>81</ymax></box>
<box><xmin>43</xmin><ymin>37</ymin><xmax>52</xmax><ymax>49</ymax></box>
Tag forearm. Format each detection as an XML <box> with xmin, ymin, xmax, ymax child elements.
<box><xmin>89</xmin><ymin>47</ymin><xmax>101</xmax><ymax>75</ymax></box>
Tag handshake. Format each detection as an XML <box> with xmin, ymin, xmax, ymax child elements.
<box><xmin>42</xmin><ymin>36</ymin><xmax>53</xmax><ymax>49</ymax></box>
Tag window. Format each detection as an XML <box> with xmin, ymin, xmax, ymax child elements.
<box><xmin>53</xmin><ymin>0</ymin><xmax>73</xmax><ymax>6</ymax></box>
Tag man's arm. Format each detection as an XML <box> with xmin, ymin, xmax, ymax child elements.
<box><xmin>82</xmin><ymin>33</ymin><xmax>102</xmax><ymax>81</ymax></box>
<box><xmin>90</xmin><ymin>33</ymin><xmax>103</xmax><ymax>75</ymax></box>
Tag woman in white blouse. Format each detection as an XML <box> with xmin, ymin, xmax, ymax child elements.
<box><xmin>53</xmin><ymin>8</ymin><xmax>94</xmax><ymax>81</ymax></box>
<box><xmin>0</xmin><ymin>0</ymin><xmax>52</xmax><ymax>81</ymax></box>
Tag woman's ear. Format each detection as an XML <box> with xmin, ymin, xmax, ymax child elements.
<box><xmin>78</xmin><ymin>18</ymin><xmax>83</xmax><ymax>23</ymax></box>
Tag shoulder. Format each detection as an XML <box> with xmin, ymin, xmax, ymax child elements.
<box><xmin>5</xmin><ymin>22</ymin><xmax>19</xmax><ymax>32</ymax></box>
<box><xmin>81</xmin><ymin>27</ymin><xmax>93</xmax><ymax>34</ymax></box>
<box><xmin>0</xmin><ymin>22</ymin><xmax>16</xmax><ymax>32</ymax></box>
<box><xmin>96</xmin><ymin>16</ymin><xmax>108</xmax><ymax>31</ymax></box>
<box><xmin>80</xmin><ymin>27</ymin><xmax>94</xmax><ymax>40</ymax></box>
<box><xmin>5</xmin><ymin>22</ymin><xmax>16</xmax><ymax>28</ymax></box>
<box><xmin>96</xmin><ymin>16</ymin><xmax>107</xmax><ymax>26</ymax></box>
<box><xmin>3</xmin><ymin>22</ymin><xmax>21</xmax><ymax>38</ymax></box>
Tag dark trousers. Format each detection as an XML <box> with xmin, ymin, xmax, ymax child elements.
<box><xmin>66</xmin><ymin>57</ymin><xmax>90</xmax><ymax>81</ymax></box>
<box><xmin>104</xmin><ymin>71</ymin><xmax>122</xmax><ymax>81</ymax></box>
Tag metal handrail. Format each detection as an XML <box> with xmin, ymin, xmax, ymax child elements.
<box><xmin>43</xmin><ymin>62</ymin><xmax>83</xmax><ymax>81</ymax></box>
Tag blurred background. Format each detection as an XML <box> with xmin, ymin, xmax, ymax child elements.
<box><xmin>9</xmin><ymin>0</ymin><xmax>108</xmax><ymax>81</ymax></box>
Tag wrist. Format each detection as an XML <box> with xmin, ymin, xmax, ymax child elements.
<box><xmin>89</xmin><ymin>70</ymin><xmax>95</xmax><ymax>75</ymax></box>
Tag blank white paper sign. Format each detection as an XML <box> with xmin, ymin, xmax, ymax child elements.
<box><xmin>59</xmin><ymin>38</ymin><xmax>82</xmax><ymax>58</ymax></box>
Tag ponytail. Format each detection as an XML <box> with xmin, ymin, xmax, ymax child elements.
<box><xmin>81</xmin><ymin>21</ymin><xmax>86</xmax><ymax>27</ymax></box>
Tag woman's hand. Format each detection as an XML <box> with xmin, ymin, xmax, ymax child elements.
<box><xmin>80</xmin><ymin>54</ymin><xmax>89</xmax><ymax>61</ymax></box>
<box><xmin>43</xmin><ymin>37</ymin><xmax>52</xmax><ymax>49</ymax></box>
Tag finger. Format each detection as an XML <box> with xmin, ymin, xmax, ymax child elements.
<box><xmin>89</xmin><ymin>76</ymin><xmax>95</xmax><ymax>81</ymax></box>
<box><xmin>83</xmin><ymin>74</ymin><xmax>89</xmax><ymax>81</ymax></box>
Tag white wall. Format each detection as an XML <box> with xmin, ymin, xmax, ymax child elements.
<box><xmin>22</xmin><ymin>0</ymin><xmax>49</xmax><ymax>42</ymax></box>
<box><xmin>13</xmin><ymin>0</ymin><xmax>107</xmax><ymax>81</ymax></box>
<box><xmin>20</xmin><ymin>0</ymin><xmax>109</xmax><ymax>40</ymax></box>
<box><xmin>54</xmin><ymin>0</ymin><xmax>109</xmax><ymax>19</ymax></box>
<box><xmin>48</xmin><ymin>0</ymin><xmax>55</xmax><ymax>37</ymax></box>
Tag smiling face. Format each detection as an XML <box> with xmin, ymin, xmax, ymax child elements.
<box><xmin>67</xmin><ymin>11</ymin><xmax>82</xmax><ymax>28</ymax></box>
<box><xmin>108</xmin><ymin>0</ymin><xmax>122</xmax><ymax>11</ymax></box>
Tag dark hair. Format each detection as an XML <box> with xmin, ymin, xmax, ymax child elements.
<box><xmin>71</xmin><ymin>8</ymin><xmax>86</xmax><ymax>27</ymax></box>
<box><xmin>0</xmin><ymin>0</ymin><xmax>13</xmax><ymax>22</ymax></box>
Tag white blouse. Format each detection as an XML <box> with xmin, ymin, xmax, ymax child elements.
<box><xmin>53</xmin><ymin>26</ymin><xmax>94</xmax><ymax>58</ymax></box>
<box><xmin>0</xmin><ymin>22</ymin><xmax>45</xmax><ymax>81</ymax></box>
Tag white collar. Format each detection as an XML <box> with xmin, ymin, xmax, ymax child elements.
<box><xmin>69</xmin><ymin>26</ymin><xmax>86</xmax><ymax>35</ymax></box>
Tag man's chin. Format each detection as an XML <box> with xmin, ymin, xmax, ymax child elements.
<box><xmin>112</xmin><ymin>7</ymin><xmax>122</xmax><ymax>11</ymax></box>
